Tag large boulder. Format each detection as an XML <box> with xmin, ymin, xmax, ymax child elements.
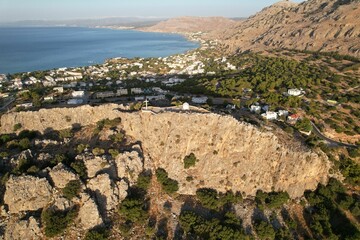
<box><xmin>4</xmin><ymin>216</ymin><xmax>42</xmax><ymax>240</ymax></box>
<box><xmin>49</xmin><ymin>163</ymin><xmax>79</xmax><ymax>188</ymax></box>
<box><xmin>87</xmin><ymin>173</ymin><xmax>123</xmax><ymax>214</ymax></box>
<box><xmin>115</xmin><ymin>150</ymin><xmax>143</xmax><ymax>184</ymax></box>
<box><xmin>78</xmin><ymin>193</ymin><xmax>103</xmax><ymax>230</ymax></box>
<box><xmin>4</xmin><ymin>175</ymin><xmax>52</xmax><ymax>213</ymax></box>
<box><xmin>78</xmin><ymin>154</ymin><xmax>116</xmax><ymax>179</ymax></box>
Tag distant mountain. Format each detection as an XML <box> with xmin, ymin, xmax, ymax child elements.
<box><xmin>0</xmin><ymin>17</ymin><xmax>165</xmax><ymax>28</ymax></box>
<box><xmin>140</xmin><ymin>16</ymin><xmax>237</xmax><ymax>33</ymax></box>
<box><xmin>215</xmin><ymin>0</ymin><xmax>360</xmax><ymax>57</ymax></box>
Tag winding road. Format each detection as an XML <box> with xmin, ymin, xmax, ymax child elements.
<box><xmin>310</xmin><ymin>121</ymin><xmax>358</xmax><ymax>149</ymax></box>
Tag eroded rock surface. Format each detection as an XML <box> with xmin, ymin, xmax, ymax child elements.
<box><xmin>115</xmin><ymin>150</ymin><xmax>143</xmax><ymax>184</ymax></box>
<box><xmin>49</xmin><ymin>163</ymin><xmax>79</xmax><ymax>189</ymax></box>
<box><xmin>4</xmin><ymin>216</ymin><xmax>42</xmax><ymax>240</ymax></box>
<box><xmin>4</xmin><ymin>175</ymin><xmax>52</xmax><ymax>213</ymax></box>
<box><xmin>78</xmin><ymin>193</ymin><xmax>103</xmax><ymax>230</ymax></box>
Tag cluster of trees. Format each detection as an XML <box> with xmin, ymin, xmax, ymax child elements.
<box><xmin>304</xmin><ymin>178</ymin><xmax>360</xmax><ymax>239</ymax></box>
<box><xmin>118</xmin><ymin>172</ymin><xmax>152</xmax><ymax>235</ymax></box>
<box><xmin>93</xmin><ymin>118</ymin><xmax>121</xmax><ymax>135</ymax></box>
<box><xmin>179</xmin><ymin>211</ymin><xmax>246</xmax><ymax>239</ymax></box>
<box><xmin>41</xmin><ymin>205</ymin><xmax>79</xmax><ymax>237</ymax></box>
<box><xmin>295</xmin><ymin>118</ymin><xmax>313</xmax><ymax>133</ymax></box>
<box><xmin>255</xmin><ymin>190</ymin><xmax>290</xmax><ymax>210</ymax></box>
<box><xmin>155</xmin><ymin>168</ymin><xmax>179</xmax><ymax>194</ymax></box>
<box><xmin>196</xmin><ymin>188</ymin><xmax>242</xmax><ymax>211</ymax></box>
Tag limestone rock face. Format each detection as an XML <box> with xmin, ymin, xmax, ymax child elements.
<box><xmin>0</xmin><ymin>104</ymin><xmax>331</xmax><ymax>198</ymax></box>
<box><xmin>117</xmin><ymin>180</ymin><xmax>129</xmax><ymax>201</ymax></box>
<box><xmin>78</xmin><ymin>154</ymin><xmax>115</xmax><ymax>179</ymax></box>
<box><xmin>115</xmin><ymin>150</ymin><xmax>144</xmax><ymax>184</ymax></box>
<box><xmin>4</xmin><ymin>216</ymin><xmax>42</xmax><ymax>240</ymax></box>
<box><xmin>87</xmin><ymin>173</ymin><xmax>121</xmax><ymax>213</ymax></box>
<box><xmin>78</xmin><ymin>193</ymin><xmax>103</xmax><ymax>230</ymax></box>
<box><xmin>4</xmin><ymin>175</ymin><xmax>52</xmax><ymax>213</ymax></box>
<box><xmin>49</xmin><ymin>163</ymin><xmax>78</xmax><ymax>189</ymax></box>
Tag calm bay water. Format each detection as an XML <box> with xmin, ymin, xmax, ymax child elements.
<box><xmin>0</xmin><ymin>27</ymin><xmax>199</xmax><ymax>74</ymax></box>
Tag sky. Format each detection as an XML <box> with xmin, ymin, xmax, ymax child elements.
<box><xmin>0</xmin><ymin>0</ymin><xmax>304</xmax><ymax>22</ymax></box>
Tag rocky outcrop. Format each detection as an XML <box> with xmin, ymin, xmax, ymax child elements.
<box><xmin>0</xmin><ymin>104</ymin><xmax>122</xmax><ymax>133</ymax></box>
<box><xmin>4</xmin><ymin>175</ymin><xmax>52</xmax><ymax>213</ymax></box>
<box><xmin>87</xmin><ymin>173</ymin><xmax>125</xmax><ymax>213</ymax></box>
<box><xmin>4</xmin><ymin>216</ymin><xmax>42</xmax><ymax>240</ymax></box>
<box><xmin>0</xmin><ymin>104</ymin><xmax>331</xmax><ymax>198</ymax></box>
<box><xmin>115</xmin><ymin>150</ymin><xmax>144</xmax><ymax>184</ymax></box>
<box><xmin>78</xmin><ymin>193</ymin><xmax>103</xmax><ymax>230</ymax></box>
<box><xmin>49</xmin><ymin>163</ymin><xmax>79</xmax><ymax>188</ymax></box>
<box><xmin>78</xmin><ymin>154</ymin><xmax>115</xmax><ymax>179</ymax></box>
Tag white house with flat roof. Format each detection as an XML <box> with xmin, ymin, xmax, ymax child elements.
<box><xmin>71</xmin><ymin>91</ymin><xmax>85</xmax><ymax>98</ymax></box>
<box><xmin>261</xmin><ymin>111</ymin><xmax>278</xmax><ymax>120</ymax></box>
<box><xmin>288</xmin><ymin>88</ymin><xmax>304</xmax><ymax>96</ymax></box>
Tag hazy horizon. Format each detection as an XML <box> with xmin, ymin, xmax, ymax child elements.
<box><xmin>0</xmin><ymin>0</ymin><xmax>304</xmax><ymax>23</ymax></box>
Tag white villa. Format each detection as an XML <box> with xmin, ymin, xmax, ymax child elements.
<box><xmin>288</xmin><ymin>88</ymin><xmax>304</xmax><ymax>96</ymax></box>
<box><xmin>261</xmin><ymin>111</ymin><xmax>278</xmax><ymax>120</ymax></box>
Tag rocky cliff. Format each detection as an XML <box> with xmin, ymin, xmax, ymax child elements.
<box><xmin>0</xmin><ymin>104</ymin><xmax>331</xmax><ymax>198</ymax></box>
<box><xmin>215</xmin><ymin>0</ymin><xmax>360</xmax><ymax>57</ymax></box>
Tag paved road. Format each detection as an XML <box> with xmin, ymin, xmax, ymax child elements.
<box><xmin>310</xmin><ymin>121</ymin><xmax>358</xmax><ymax>149</ymax></box>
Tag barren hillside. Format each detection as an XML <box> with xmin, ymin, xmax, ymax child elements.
<box><xmin>215</xmin><ymin>0</ymin><xmax>360</xmax><ymax>57</ymax></box>
<box><xmin>140</xmin><ymin>16</ymin><xmax>237</xmax><ymax>34</ymax></box>
<box><xmin>0</xmin><ymin>104</ymin><xmax>331</xmax><ymax>198</ymax></box>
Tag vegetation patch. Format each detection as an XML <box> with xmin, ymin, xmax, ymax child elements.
<box><xmin>62</xmin><ymin>179</ymin><xmax>81</xmax><ymax>200</ymax></box>
<box><xmin>155</xmin><ymin>168</ymin><xmax>179</xmax><ymax>194</ymax></box>
<box><xmin>41</xmin><ymin>205</ymin><xmax>79</xmax><ymax>237</ymax></box>
<box><xmin>183</xmin><ymin>153</ymin><xmax>198</xmax><ymax>169</ymax></box>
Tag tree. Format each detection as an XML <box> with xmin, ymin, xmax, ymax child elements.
<box><xmin>184</xmin><ymin>153</ymin><xmax>198</xmax><ymax>169</ymax></box>
<box><xmin>41</xmin><ymin>206</ymin><xmax>79</xmax><ymax>237</ymax></box>
<box><xmin>156</xmin><ymin>168</ymin><xmax>179</xmax><ymax>194</ymax></box>
<box><xmin>62</xmin><ymin>180</ymin><xmax>81</xmax><ymax>200</ymax></box>
<box><xmin>13</xmin><ymin>123</ymin><xmax>22</xmax><ymax>131</ymax></box>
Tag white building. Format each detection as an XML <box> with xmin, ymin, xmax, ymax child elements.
<box><xmin>71</xmin><ymin>91</ymin><xmax>85</xmax><ymax>98</ymax></box>
<box><xmin>250</xmin><ymin>105</ymin><xmax>261</xmax><ymax>113</ymax></box>
<box><xmin>135</xmin><ymin>96</ymin><xmax>145</xmax><ymax>101</ymax></box>
<box><xmin>192</xmin><ymin>96</ymin><xmax>208</xmax><ymax>104</ymax></box>
<box><xmin>183</xmin><ymin>102</ymin><xmax>190</xmax><ymax>110</ymax></box>
<box><xmin>278</xmin><ymin>110</ymin><xmax>289</xmax><ymax>117</ymax></box>
<box><xmin>44</xmin><ymin>96</ymin><xmax>54</xmax><ymax>102</ymax></box>
<box><xmin>131</xmin><ymin>88</ymin><xmax>143</xmax><ymax>94</ymax></box>
<box><xmin>53</xmin><ymin>87</ymin><xmax>64</xmax><ymax>93</ymax></box>
<box><xmin>17</xmin><ymin>103</ymin><xmax>33</xmax><ymax>108</ymax></box>
<box><xmin>146</xmin><ymin>95</ymin><xmax>165</xmax><ymax>101</ymax></box>
<box><xmin>261</xmin><ymin>111</ymin><xmax>278</xmax><ymax>120</ymax></box>
<box><xmin>117</xmin><ymin>88</ymin><xmax>128</xmax><ymax>96</ymax></box>
<box><xmin>288</xmin><ymin>88</ymin><xmax>304</xmax><ymax>96</ymax></box>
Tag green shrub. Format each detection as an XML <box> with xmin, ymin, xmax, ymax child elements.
<box><xmin>109</xmin><ymin>132</ymin><xmax>124</xmax><ymax>143</ymax></box>
<box><xmin>18</xmin><ymin>138</ymin><xmax>31</xmax><ymax>150</ymax></box>
<box><xmin>63</xmin><ymin>180</ymin><xmax>81</xmax><ymax>200</ymax></box>
<box><xmin>59</xmin><ymin>129</ymin><xmax>73</xmax><ymax>139</ymax></box>
<box><xmin>70</xmin><ymin>160</ymin><xmax>87</xmax><ymax>179</ymax></box>
<box><xmin>119</xmin><ymin>197</ymin><xmax>148</xmax><ymax>223</ymax></box>
<box><xmin>84</xmin><ymin>227</ymin><xmax>109</xmax><ymax>240</ymax></box>
<box><xmin>254</xmin><ymin>220</ymin><xmax>276</xmax><ymax>240</ymax></box>
<box><xmin>76</xmin><ymin>144</ymin><xmax>89</xmax><ymax>154</ymax></box>
<box><xmin>92</xmin><ymin>147</ymin><xmax>105</xmax><ymax>156</ymax></box>
<box><xmin>41</xmin><ymin>206</ymin><xmax>79</xmax><ymax>237</ymax></box>
<box><xmin>136</xmin><ymin>172</ymin><xmax>152</xmax><ymax>190</ymax></box>
<box><xmin>184</xmin><ymin>153</ymin><xmax>198</xmax><ymax>169</ymax></box>
<box><xmin>13</xmin><ymin>123</ymin><xmax>22</xmax><ymax>131</ymax></box>
<box><xmin>255</xmin><ymin>190</ymin><xmax>290</xmax><ymax>209</ymax></box>
<box><xmin>155</xmin><ymin>168</ymin><xmax>179</xmax><ymax>194</ymax></box>
<box><xmin>109</xmin><ymin>149</ymin><xmax>119</xmax><ymax>158</ymax></box>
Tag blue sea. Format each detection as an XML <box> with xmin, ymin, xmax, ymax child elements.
<box><xmin>0</xmin><ymin>27</ymin><xmax>199</xmax><ymax>74</ymax></box>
